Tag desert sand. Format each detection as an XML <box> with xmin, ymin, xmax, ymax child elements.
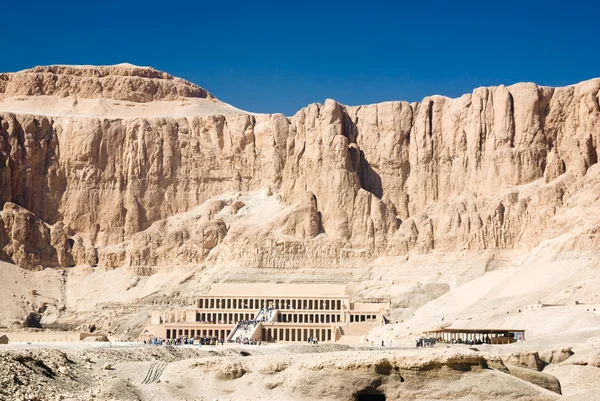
<box><xmin>4</xmin><ymin>341</ymin><xmax>598</xmax><ymax>401</ymax></box>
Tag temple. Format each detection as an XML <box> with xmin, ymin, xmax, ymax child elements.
<box><xmin>149</xmin><ymin>284</ymin><xmax>389</xmax><ymax>343</ymax></box>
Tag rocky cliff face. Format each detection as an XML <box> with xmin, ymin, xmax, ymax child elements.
<box><xmin>0</xmin><ymin>65</ymin><xmax>598</xmax><ymax>270</ymax></box>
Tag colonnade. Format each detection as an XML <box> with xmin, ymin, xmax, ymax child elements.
<box><xmin>165</xmin><ymin>309</ymin><xmax>383</xmax><ymax>326</ymax></box>
<box><xmin>192</xmin><ymin>311</ymin><xmax>346</xmax><ymax>324</ymax></box>
<box><xmin>349</xmin><ymin>314</ymin><xmax>378</xmax><ymax>323</ymax></box>
<box><xmin>164</xmin><ymin>308</ymin><xmax>382</xmax><ymax>325</ymax></box>
<box><xmin>164</xmin><ymin>324</ymin><xmax>335</xmax><ymax>342</ymax></box>
<box><xmin>197</xmin><ymin>297</ymin><xmax>344</xmax><ymax>311</ymax></box>
<box><xmin>278</xmin><ymin>312</ymin><xmax>342</xmax><ymax>324</ymax></box>
<box><xmin>194</xmin><ymin>312</ymin><xmax>255</xmax><ymax>324</ymax></box>
<box><xmin>262</xmin><ymin>327</ymin><xmax>333</xmax><ymax>342</ymax></box>
<box><xmin>166</xmin><ymin>328</ymin><xmax>232</xmax><ymax>339</ymax></box>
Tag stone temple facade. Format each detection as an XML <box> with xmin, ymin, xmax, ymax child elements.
<box><xmin>150</xmin><ymin>284</ymin><xmax>389</xmax><ymax>343</ymax></box>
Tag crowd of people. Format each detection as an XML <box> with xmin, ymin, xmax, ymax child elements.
<box><xmin>416</xmin><ymin>338</ymin><xmax>436</xmax><ymax>347</ymax></box>
<box><xmin>231</xmin><ymin>307</ymin><xmax>276</xmax><ymax>340</ymax></box>
<box><xmin>416</xmin><ymin>336</ymin><xmax>494</xmax><ymax>347</ymax></box>
<box><xmin>145</xmin><ymin>336</ymin><xmax>226</xmax><ymax>346</ymax></box>
<box><xmin>260</xmin><ymin>307</ymin><xmax>276</xmax><ymax>319</ymax></box>
<box><xmin>145</xmin><ymin>338</ymin><xmax>164</xmax><ymax>346</ymax></box>
<box><xmin>237</xmin><ymin>318</ymin><xmax>260</xmax><ymax>331</ymax></box>
<box><xmin>234</xmin><ymin>336</ymin><xmax>261</xmax><ymax>345</ymax></box>
<box><xmin>434</xmin><ymin>336</ymin><xmax>492</xmax><ymax>345</ymax></box>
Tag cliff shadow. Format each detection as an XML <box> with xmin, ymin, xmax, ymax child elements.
<box><xmin>341</xmin><ymin>109</ymin><xmax>384</xmax><ymax>199</ymax></box>
<box><xmin>358</xmin><ymin>150</ymin><xmax>383</xmax><ymax>199</ymax></box>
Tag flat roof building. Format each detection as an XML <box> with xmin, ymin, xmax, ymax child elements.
<box><xmin>423</xmin><ymin>327</ymin><xmax>526</xmax><ymax>345</ymax></box>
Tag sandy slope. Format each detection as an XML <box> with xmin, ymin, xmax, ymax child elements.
<box><xmin>0</xmin><ymin>95</ymin><xmax>251</xmax><ymax>119</ymax></box>
<box><xmin>369</xmin><ymin>247</ymin><xmax>600</xmax><ymax>348</ymax></box>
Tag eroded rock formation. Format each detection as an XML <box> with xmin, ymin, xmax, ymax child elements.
<box><xmin>0</xmin><ymin>64</ymin><xmax>213</xmax><ymax>102</ymax></box>
<box><xmin>0</xmin><ymin>64</ymin><xmax>598</xmax><ymax>270</ymax></box>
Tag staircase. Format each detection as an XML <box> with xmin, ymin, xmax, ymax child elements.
<box><xmin>227</xmin><ymin>308</ymin><xmax>278</xmax><ymax>342</ymax></box>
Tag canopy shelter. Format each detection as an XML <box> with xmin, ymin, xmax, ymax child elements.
<box><xmin>423</xmin><ymin>328</ymin><xmax>525</xmax><ymax>344</ymax></box>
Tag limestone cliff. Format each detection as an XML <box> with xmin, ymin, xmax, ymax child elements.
<box><xmin>0</xmin><ymin>64</ymin><xmax>213</xmax><ymax>102</ymax></box>
<box><xmin>0</xmin><ymin>64</ymin><xmax>598</xmax><ymax>270</ymax></box>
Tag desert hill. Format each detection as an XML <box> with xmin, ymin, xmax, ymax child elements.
<box><xmin>0</xmin><ymin>64</ymin><xmax>246</xmax><ymax>120</ymax></box>
<box><xmin>0</xmin><ymin>63</ymin><xmax>214</xmax><ymax>102</ymax></box>
<box><xmin>0</xmin><ymin>65</ymin><xmax>599</xmax><ymax>344</ymax></box>
<box><xmin>0</xmin><ymin>65</ymin><xmax>598</xmax><ymax>272</ymax></box>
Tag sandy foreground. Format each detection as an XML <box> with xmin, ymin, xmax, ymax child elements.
<box><xmin>2</xmin><ymin>340</ymin><xmax>600</xmax><ymax>401</ymax></box>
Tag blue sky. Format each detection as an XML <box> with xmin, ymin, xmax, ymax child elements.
<box><xmin>2</xmin><ymin>0</ymin><xmax>598</xmax><ymax>115</ymax></box>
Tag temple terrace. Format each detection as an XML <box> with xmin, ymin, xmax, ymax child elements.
<box><xmin>148</xmin><ymin>284</ymin><xmax>389</xmax><ymax>344</ymax></box>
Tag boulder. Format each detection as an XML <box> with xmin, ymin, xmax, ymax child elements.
<box><xmin>505</xmin><ymin>364</ymin><xmax>562</xmax><ymax>394</ymax></box>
